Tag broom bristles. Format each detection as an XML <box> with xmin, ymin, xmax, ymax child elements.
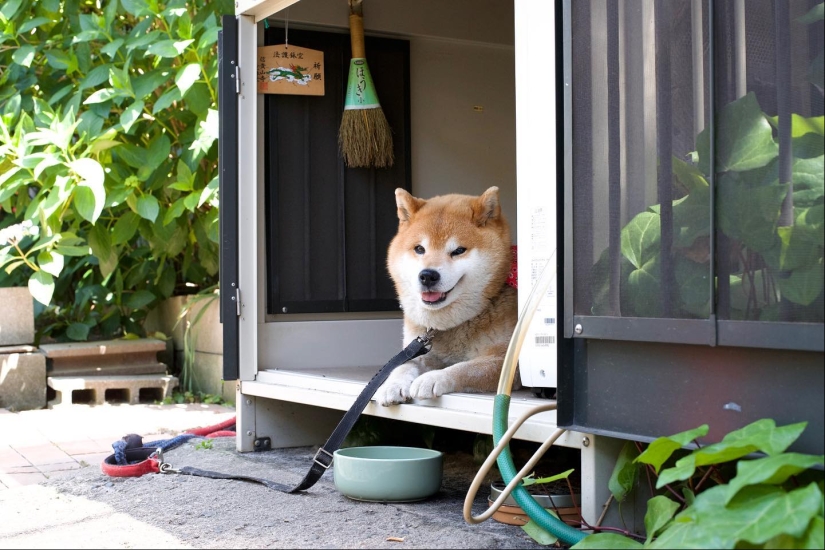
<box><xmin>339</xmin><ymin>107</ymin><xmax>394</xmax><ymax>169</ymax></box>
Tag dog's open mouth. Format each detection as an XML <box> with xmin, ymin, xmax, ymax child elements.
<box><xmin>421</xmin><ymin>290</ymin><xmax>449</xmax><ymax>304</ymax></box>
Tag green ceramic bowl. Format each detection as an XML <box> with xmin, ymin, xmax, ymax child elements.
<box><xmin>333</xmin><ymin>446</ymin><xmax>443</xmax><ymax>502</ymax></box>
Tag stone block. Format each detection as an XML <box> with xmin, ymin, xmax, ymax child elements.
<box><xmin>0</xmin><ymin>345</ymin><xmax>46</xmax><ymax>411</ymax></box>
<box><xmin>0</xmin><ymin>288</ymin><xmax>35</xmax><ymax>346</ymax></box>
<box><xmin>39</xmin><ymin>338</ymin><xmax>168</xmax><ymax>377</ymax></box>
<box><xmin>47</xmin><ymin>374</ymin><xmax>178</xmax><ymax>408</ymax></box>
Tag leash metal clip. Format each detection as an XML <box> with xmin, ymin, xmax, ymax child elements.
<box><xmin>152</xmin><ymin>447</ymin><xmax>181</xmax><ymax>474</ymax></box>
<box><xmin>417</xmin><ymin>327</ymin><xmax>436</xmax><ymax>349</ymax></box>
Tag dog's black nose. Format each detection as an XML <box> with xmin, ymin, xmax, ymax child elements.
<box><xmin>418</xmin><ymin>269</ymin><xmax>441</xmax><ymax>287</ymax></box>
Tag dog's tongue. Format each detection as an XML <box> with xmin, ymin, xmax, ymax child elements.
<box><xmin>422</xmin><ymin>291</ymin><xmax>445</xmax><ymax>303</ymax></box>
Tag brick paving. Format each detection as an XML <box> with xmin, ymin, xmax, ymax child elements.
<box><xmin>0</xmin><ymin>404</ymin><xmax>235</xmax><ymax>490</ymax></box>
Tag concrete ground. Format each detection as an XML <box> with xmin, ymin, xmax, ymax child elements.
<box><xmin>0</xmin><ymin>404</ymin><xmax>552</xmax><ymax>549</ymax></box>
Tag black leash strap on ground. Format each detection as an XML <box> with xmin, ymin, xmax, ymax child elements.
<box><xmin>160</xmin><ymin>329</ymin><xmax>436</xmax><ymax>493</ymax></box>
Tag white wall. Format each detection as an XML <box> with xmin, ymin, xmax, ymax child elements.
<box><xmin>267</xmin><ymin>0</ymin><xmax>518</xmax><ymax>238</ymax></box>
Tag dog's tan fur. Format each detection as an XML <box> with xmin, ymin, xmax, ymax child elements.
<box><xmin>375</xmin><ymin>186</ymin><xmax>519</xmax><ymax>406</ymax></box>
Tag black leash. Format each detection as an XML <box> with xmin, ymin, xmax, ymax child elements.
<box><xmin>157</xmin><ymin>328</ymin><xmax>436</xmax><ymax>493</ymax></box>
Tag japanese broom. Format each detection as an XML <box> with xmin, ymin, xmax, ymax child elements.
<box><xmin>338</xmin><ymin>1</ymin><xmax>394</xmax><ymax>169</ymax></box>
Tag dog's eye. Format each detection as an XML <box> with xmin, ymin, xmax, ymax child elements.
<box><xmin>414</xmin><ymin>245</ymin><xmax>425</xmax><ymax>255</ymax></box>
<box><xmin>451</xmin><ymin>247</ymin><xmax>467</xmax><ymax>257</ymax></box>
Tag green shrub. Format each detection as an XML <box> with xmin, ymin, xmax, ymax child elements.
<box><xmin>0</xmin><ymin>0</ymin><xmax>231</xmax><ymax>342</ymax></box>
<box><xmin>572</xmin><ymin>419</ymin><xmax>824</xmax><ymax>549</ymax></box>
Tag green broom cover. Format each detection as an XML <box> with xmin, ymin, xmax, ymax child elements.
<box><xmin>344</xmin><ymin>58</ymin><xmax>381</xmax><ymax>110</ymax></box>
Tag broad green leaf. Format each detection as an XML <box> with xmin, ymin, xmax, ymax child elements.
<box><xmin>658</xmin><ymin>419</ymin><xmax>809</xmax><ymax>487</ymax></box>
<box><xmin>66</xmin><ymin>322</ymin><xmax>90</xmax><ymax>341</ymax></box>
<box><xmin>717</xmin><ymin>173</ymin><xmax>787</xmax><ymax>254</ymax></box>
<box><xmin>12</xmin><ymin>45</ymin><xmax>36</xmax><ymax>68</ymax></box>
<box><xmin>147</xmin><ymin>39</ymin><xmax>193</xmax><ymax>58</ymax></box>
<box><xmin>644</xmin><ymin>495</ymin><xmax>679</xmax><ymax>544</ymax></box>
<box><xmin>0</xmin><ymin>0</ymin><xmax>23</xmax><ymax>20</ymax></box>
<box><xmin>626</xmin><ymin>256</ymin><xmax>661</xmax><ymax>318</ymax></box>
<box><xmin>28</xmin><ymin>270</ymin><xmax>55</xmax><ymax>306</ymax></box>
<box><xmin>152</xmin><ymin>87</ymin><xmax>182</xmax><ymax>114</ymax></box>
<box><xmin>80</xmin><ymin>65</ymin><xmax>112</xmax><ymax>90</ymax></box>
<box><xmin>776</xmin><ymin>259</ymin><xmax>824</xmax><ymax>306</ymax></box>
<box><xmin>121</xmin><ymin>0</ymin><xmax>153</xmax><ymax>16</ymax></box>
<box><xmin>521</xmin><ymin>520</ymin><xmax>559</xmax><ymax>546</ymax></box>
<box><xmin>19</xmin><ymin>16</ymin><xmax>52</xmax><ymax>33</ymax></box>
<box><xmin>190</xmin><ymin>108</ymin><xmax>219</xmax><ymax>156</ymax></box>
<box><xmin>620</xmin><ymin>212</ymin><xmax>660</xmax><ymax>269</ymax></box>
<box><xmin>146</xmin><ymin>134</ymin><xmax>171</xmax><ymax>171</ymax></box>
<box><xmin>608</xmin><ymin>441</ymin><xmax>639</xmax><ymax>503</ymax></box>
<box><xmin>87</xmin><ymin>223</ymin><xmax>117</xmax><ymax>278</ymax></box>
<box><xmin>126</xmin><ymin>289</ymin><xmax>156</xmax><ymax>309</ymax></box>
<box><xmin>726</xmin><ymin>453</ymin><xmax>825</xmax><ymax>505</ymax></box>
<box><xmin>198</xmin><ymin>175</ymin><xmax>219</xmax><ymax>207</ymax></box>
<box><xmin>571</xmin><ymin>533</ymin><xmax>643</xmax><ymax>549</ymax></box>
<box><xmin>175</xmin><ymin>63</ymin><xmax>201</xmax><ymax>96</ymax></box>
<box><xmin>163</xmin><ymin>199</ymin><xmax>187</xmax><ymax>226</ymax></box>
<box><xmin>133</xmin><ymin>69</ymin><xmax>172</xmax><ymax>99</ymax></box>
<box><xmin>101</xmin><ymin>38</ymin><xmax>124</xmax><ymax>59</ymax></box>
<box><xmin>84</xmin><ymin>88</ymin><xmax>120</xmax><ymax>104</ymax></box>
<box><xmin>716</xmin><ymin>92</ymin><xmax>779</xmax><ymax>173</ymax></box>
<box><xmin>636</xmin><ymin>425</ymin><xmax>709</xmax><ymax>474</ymax></box>
<box><xmin>675</xmin><ymin>257</ymin><xmax>710</xmax><ymax>318</ymax></box>
<box><xmin>666</xmin><ymin>483</ymin><xmax>824</xmax><ymax>548</ymax></box>
<box><xmin>70</xmin><ymin>158</ymin><xmax>106</xmax><ymax>223</ymax></box>
<box><xmin>136</xmin><ymin>195</ymin><xmax>160</xmax><ymax>222</ymax></box>
<box><xmin>768</xmin><ymin>114</ymin><xmax>825</xmax><ymax>139</ymax></box>
<box><xmin>120</xmin><ymin>99</ymin><xmax>144</xmax><ymax>133</ymax></box>
<box><xmin>37</xmin><ymin>250</ymin><xmax>64</xmax><ymax>278</ymax></box>
<box><xmin>112</xmin><ymin>211</ymin><xmax>140</xmax><ymax>245</ymax></box>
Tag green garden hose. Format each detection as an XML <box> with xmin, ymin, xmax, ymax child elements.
<box><xmin>463</xmin><ymin>250</ymin><xmax>587</xmax><ymax>546</ymax></box>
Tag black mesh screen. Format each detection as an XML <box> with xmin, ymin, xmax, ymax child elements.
<box><xmin>713</xmin><ymin>0</ymin><xmax>824</xmax><ymax>323</ymax></box>
<box><xmin>571</xmin><ymin>0</ymin><xmax>824</xmax><ymax>324</ymax></box>
<box><xmin>572</xmin><ymin>0</ymin><xmax>712</xmax><ymax>319</ymax></box>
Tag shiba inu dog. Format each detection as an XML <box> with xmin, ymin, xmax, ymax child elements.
<box><xmin>375</xmin><ymin>186</ymin><xmax>519</xmax><ymax>406</ymax></box>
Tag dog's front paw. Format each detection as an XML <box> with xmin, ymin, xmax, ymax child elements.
<box><xmin>375</xmin><ymin>381</ymin><xmax>411</xmax><ymax>406</ymax></box>
<box><xmin>409</xmin><ymin>371</ymin><xmax>456</xmax><ymax>401</ymax></box>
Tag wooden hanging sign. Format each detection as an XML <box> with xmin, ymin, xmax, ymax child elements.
<box><xmin>257</xmin><ymin>44</ymin><xmax>325</xmax><ymax>96</ymax></box>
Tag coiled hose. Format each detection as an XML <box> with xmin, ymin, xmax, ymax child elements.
<box><xmin>463</xmin><ymin>250</ymin><xmax>587</xmax><ymax>546</ymax></box>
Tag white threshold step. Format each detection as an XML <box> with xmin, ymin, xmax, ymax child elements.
<box><xmin>243</xmin><ymin>366</ymin><xmax>583</xmax><ymax>449</ymax></box>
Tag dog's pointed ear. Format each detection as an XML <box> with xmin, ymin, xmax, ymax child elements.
<box><xmin>473</xmin><ymin>186</ymin><xmax>501</xmax><ymax>226</ymax></box>
<box><xmin>395</xmin><ymin>188</ymin><xmax>425</xmax><ymax>223</ymax></box>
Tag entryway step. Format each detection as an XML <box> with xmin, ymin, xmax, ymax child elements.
<box><xmin>47</xmin><ymin>374</ymin><xmax>178</xmax><ymax>408</ymax></box>
<box><xmin>40</xmin><ymin>338</ymin><xmax>168</xmax><ymax>377</ymax></box>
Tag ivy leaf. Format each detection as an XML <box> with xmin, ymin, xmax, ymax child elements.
<box><xmin>776</xmin><ymin>259</ymin><xmax>825</xmax><ymax>306</ymax></box>
<box><xmin>620</xmin><ymin>211</ymin><xmax>660</xmax><ymax>270</ymax></box>
<box><xmin>608</xmin><ymin>441</ymin><xmax>639</xmax><ymax>503</ymax></box>
<box><xmin>28</xmin><ymin>270</ymin><xmax>55</xmax><ymax>306</ymax></box>
<box><xmin>658</xmin><ymin>420</ymin><xmax>808</xmax><ymax>488</ymax></box>
<box><xmin>136</xmin><ymin>195</ymin><xmax>160</xmax><ymax>222</ymax></box>
<box><xmin>521</xmin><ymin>519</ymin><xmax>558</xmax><ymax>546</ymax></box>
<box><xmin>659</xmin><ymin>483</ymin><xmax>824</xmax><ymax>548</ymax></box>
<box><xmin>175</xmin><ymin>63</ymin><xmax>201</xmax><ymax>96</ymax></box>
<box><xmin>571</xmin><ymin>533</ymin><xmax>643</xmax><ymax>549</ymax></box>
<box><xmin>715</xmin><ymin>92</ymin><xmax>779</xmax><ymax>173</ymax></box>
<box><xmin>726</xmin><ymin>453</ymin><xmax>825</xmax><ymax>505</ymax></box>
<box><xmin>644</xmin><ymin>496</ymin><xmax>680</xmax><ymax>544</ymax></box>
<box><xmin>636</xmin><ymin>425</ymin><xmax>709</xmax><ymax>474</ymax></box>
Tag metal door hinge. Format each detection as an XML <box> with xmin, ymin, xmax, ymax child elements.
<box><xmin>234</xmin><ymin>65</ymin><xmax>240</xmax><ymax>94</ymax></box>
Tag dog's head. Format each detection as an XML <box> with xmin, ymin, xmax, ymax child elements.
<box><xmin>386</xmin><ymin>187</ymin><xmax>512</xmax><ymax>330</ymax></box>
